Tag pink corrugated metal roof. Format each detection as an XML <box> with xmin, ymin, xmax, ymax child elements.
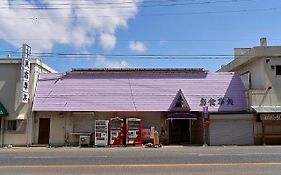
<box><xmin>32</xmin><ymin>71</ymin><xmax>246</xmax><ymax>112</ymax></box>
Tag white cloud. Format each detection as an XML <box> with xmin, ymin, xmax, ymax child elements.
<box><xmin>0</xmin><ymin>0</ymin><xmax>141</xmax><ymax>52</ymax></box>
<box><xmin>99</xmin><ymin>33</ymin><xmax>116</xmax><ymax>50</ymax></box>
<box><xmin>129</xmin><ymin>41</ymin><xmax>146</xmax><ymax>53</ymax></box>
<box><xmin>95</xmin><ymin>55</ymin><xmax>130</xmax><ymax>68</ymax></box>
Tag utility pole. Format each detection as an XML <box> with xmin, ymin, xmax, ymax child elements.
<box><xmin>202</xmin><ymin>106</ymin><xmax>208</xmax><ymax>146</ymax></box>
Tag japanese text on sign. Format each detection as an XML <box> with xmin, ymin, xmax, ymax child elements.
<box><xmin>200</xmin><ymin>97</ymin><xmax>234</xmax><ymax>107</ymax></box>
<box><xmin>20</xmin><ymin>44</ymin><xmax>31</xmax><ymax>103</ymax></box>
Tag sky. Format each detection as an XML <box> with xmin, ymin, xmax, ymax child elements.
<box><xmin>0</xmin><ymin>0</ymin><xmax>281</xmax><ymax>72</ymax></box>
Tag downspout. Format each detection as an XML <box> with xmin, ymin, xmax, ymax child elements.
<box><xmin>1</xmin><ymin>116</ymin><xmax>4</xmax><ymax>146</ymax></box>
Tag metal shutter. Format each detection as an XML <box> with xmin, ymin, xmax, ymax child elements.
<box><xmin>73</xmin><ymin>115</ymin><xmax>95</xmax><ymax>133</ymax></box>
<box><xmin>210</xmin><ymin>119</ymin><xmax>254</xmax><ymax>145</ymax></box>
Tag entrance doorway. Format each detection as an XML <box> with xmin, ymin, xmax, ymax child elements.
<box><xmin>169</xmin><ymin>119</ymin><xmax>190</xmax><ymax>144</ymax></box>
<box><xmin>38</xmin><ymin>118</ymin><xmax>50</xmax><ymax>144</ymax></box>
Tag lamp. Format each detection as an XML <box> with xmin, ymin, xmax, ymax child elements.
<box><xmin>266</xmin><ymin>58</ymin><xmax>270</xmax><ymax>63</ymax></box>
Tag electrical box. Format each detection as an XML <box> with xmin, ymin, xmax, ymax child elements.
<box><xmin>79</xmin><ymin>135</ymin><xmax>91</xmax><ymax>147</ymax></box>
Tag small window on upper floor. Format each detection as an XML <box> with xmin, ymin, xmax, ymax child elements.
<box><xmin>240</xmin><ymin>71</ymin><xmax>251</xmax><ymax>90</ymax></box>
<box><xmin>276</xmin><ymin>65</ymin><xmax>281</xmax><ymax>75</ymax></box>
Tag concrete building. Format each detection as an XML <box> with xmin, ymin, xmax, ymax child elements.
<box><xmin>0</xmin><ymin>58</ymin><xmax>56</xmax><ymax>146</ymax></box>
<box><xmin>32</xmin><ymin>68</ymin><xmax>252</xmax><ymax>146</ymax></box>
<box><xmin>218</xmin><ymin>38</ymin><xmax>281</xmax><ymax>144</ymax></box>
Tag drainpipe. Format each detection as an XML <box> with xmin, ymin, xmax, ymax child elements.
<box><xmin>1</xmin><ymin>117</ymin><xmax>4</xmax><ymax>146</ymax></box>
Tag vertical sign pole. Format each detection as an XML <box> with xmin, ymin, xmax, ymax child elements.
<box><xmin>202</xmin><ymin>106</ymin><xmax>208</xmax><ymax>146</ymax></box>
<box><xmin>202</xmin><ymin>114</ymin><xmax>206</xmax><ymax>146</ymax></box>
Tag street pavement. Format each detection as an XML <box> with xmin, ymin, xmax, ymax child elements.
<box><xmin>0</xmin><ymin>146</ymin><xmax>281</xmax><ymax>174</ymax></box>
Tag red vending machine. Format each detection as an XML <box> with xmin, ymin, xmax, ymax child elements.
<box><xmin>109</xmin><ymin>117</ymin><xmax>124</xmax><ymax>145</ymax></box>
<box><xmin>126</xmin><ymin>118</ymin><xmax>142</xmax><ymax>145</ymax></box>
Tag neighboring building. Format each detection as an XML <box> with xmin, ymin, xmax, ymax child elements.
<box><xmin>218</xmin><ymin>38</ymin><xmax>281</xmax><ymax>145</ymax></box>
<box><xmin>0</xmin><ymin>58</ymin><xmax>56</xmax><ymax>146</ymax></box>
<box><xmin>32</xmin><ymin>68</ymin><xmax>252</xmax><ymax>146</ymax></box>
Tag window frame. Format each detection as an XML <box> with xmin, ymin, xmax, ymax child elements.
<box><xmin>276</xmin><ymin>65</ymin><xmax>281</xmax><ymax>75</ymax></box>
<box><xmin>7</xmin><ymin>120</ymin><xmax>17</xmax><ymax>131</ymax></box>
<box><xmin>5</xmin><ymin>119</ymin><xmax>26</xmax><ymax>133</ymax></box>
<box><xmin>240</xmin><ymin>71</ymin><xmax>251</xmax><ymax>90</ymax></box>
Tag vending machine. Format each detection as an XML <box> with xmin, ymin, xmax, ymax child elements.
<box><xmin>95</xmin><ymin>120</ymin><xmax>109</xmax><ymax>146</ymax></box>
<box><xmin>109</xmin><ymin>117</ymin><xmax>124</xmax><ymax>145</ymax></box>
<box><xmin>126</xmin><ymin>118</ymin><xmax>142</xmax><ymax>145</ymax></box>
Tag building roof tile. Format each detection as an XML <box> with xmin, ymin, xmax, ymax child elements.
<box><xmin>33</xmin><ymin>71</ymin><xmax>246</xmax><ymax>112</ymax></box>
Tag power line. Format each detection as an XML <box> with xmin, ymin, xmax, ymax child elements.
<box><xmin>0</xmin><ymin>0</ymin><xmax>204</xmax><ymax>6</ymax></box>
<box><xmin>0</xmin><ymin>50</ymin><xmax>254</xmax><ymax>57</ymax></box>
<box><xmin>0</xmin><ymin>6</ymin><xmax>279</xmax><ymax>20</ymax></box>
<box><xmin>0</xmin><ymin>0</ymin><xmax>257</xmax><ymax>9</ymax></box>
<box><xmin>1</xmin><ymin>37</ymin><xmax>281</xmax><ymax>42</ymax></box>
<box><xmin>0</xmin><ymin>50</ymin><xmax>277</xmax><ymax>60</ymax></box>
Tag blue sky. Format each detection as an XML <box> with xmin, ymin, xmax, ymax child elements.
<box><xmin>0</xmin><ymin>0</ymin><xmax>281</xmax><ymax>72</ymax></box>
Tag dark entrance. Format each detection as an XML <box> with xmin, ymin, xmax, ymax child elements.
<box><xmin>169</xmin><ymin>119</ymin><xmax>190</xmax><ymax>144</ymax></box>
<box><xmin>38</xmin><ymin>118</ymin><xmax>50</xmax><ymax>144</ymax></box>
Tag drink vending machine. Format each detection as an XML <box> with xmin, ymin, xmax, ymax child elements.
<box><xmin>95</xmin><ymin>120</ymin><xmax>109</xmax><ymax>146</ymax></box>
<box><xmin>109</xmin><ymin>117</ymin><xmax>124</xmax><ymax>145</ymax></box>
<box><xmin>126</xmin><ymin>118</ymin><xmax>142</xmax><ymax>145</ymax></box>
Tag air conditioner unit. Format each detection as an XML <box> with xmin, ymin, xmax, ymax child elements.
<box><xmin>79</xmin><ymin>135</ymin><xmax>91</xmax><ymax>147</ymax></box>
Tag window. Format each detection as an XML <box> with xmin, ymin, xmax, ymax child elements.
<box><xmin>5</xmin><ymin>120</ymin><xmax>26</xmax><ymax>132</ymax></box>
<box><xmin>7</xmin><ymin>120</ymin><xmax>17</xmax><ymax>131</ymax></box>
<box><xmin>276</xmin><ymin>65</ymin><xmax>281</xmax><ymax>75</ymax></box>
<box><xmin>175</xmin><ymin>95</ymin><xmax>187</xmax><ymax>108</ymax></box>
<box><xmin>240</xmin><ymin>71</ymin><xmax>251</xmax><ymax>90</ymax></box>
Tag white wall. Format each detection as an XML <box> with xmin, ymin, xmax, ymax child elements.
<box><xmin>264</xmin><ymin>57</ymin><xmax>281</xmax><ymax>106</ymax></box>
<box><xmin>232</xmin><ymin>57</ymin><xmax>281</xmax><ymax>107</ymax></box>
<box><xmin>34</xmin><ymin>112</ymin><xmax>67</xmax><ymax>145</ymax></box>
<box><xmin>0</xmin><ymin>62</ymin><xmax>34</xmax><ymax>146</ymax></box>
<box><xmin>49</xmin><ymin>115</ymin><xmax>66</xmax><ymax>145</ymax></box>
<box><xmin>0</xmin><ymin>59</ymin><xmax>55</xmax><ymax>146</ymax></box>
<box><xmin>34</xmin><ymin>111</ymin><xmax>165</xmax><ymax>146</ymax></box>
<box><xmin>234</xmin><ymin>58</ymin><xmax>266</xmax><ymax>89</ymax></box>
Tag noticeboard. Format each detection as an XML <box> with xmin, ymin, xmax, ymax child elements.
<box><xmin>260</xmin><ymin>113</ymin><xmax>281</xmax><ymax>121</ymax></box>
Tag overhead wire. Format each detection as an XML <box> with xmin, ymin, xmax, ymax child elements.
<box><xmin>0</xmin><ymin>0</ymin><xmax>278</xmax><ymax>61</ymax></box>
<box><xmin>1</xmin><ymin>37</ymin><xmax>281</xmax><ymax>42</ymax></box>
<box><xmin>0</xmin><ymin>6</ymin><xmax>280</xmax><ymax>20</ymax></box>
<box><xmin>0</xmin><ymin>0</ymin><xmax>257</xmax><ymax>9</ymax></box>
<box><xmin>0</xmin><ymin>50</ymin><xmax>278</xmax><ymax>60</ymax></box>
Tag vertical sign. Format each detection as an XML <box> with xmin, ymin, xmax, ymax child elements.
<box><xmin>203</xmin><ymin>106</ymin><xmax>208</xmax><ymax>120</ymax></box>
<box><xmin>20</xmin><ymin>44</ymin><xmax>31</xmax><ymax>103</ymax></box>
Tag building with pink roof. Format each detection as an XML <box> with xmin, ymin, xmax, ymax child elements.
<box><xmin>32</xmin><ymin>68</ymin><xmax>254</xmax><ymax>146</ymax></box>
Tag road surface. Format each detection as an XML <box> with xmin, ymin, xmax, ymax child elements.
<box><xmin>0</xmin><ymin>146</ymin><xmax>281</xmax><ymax>174</ymax></box>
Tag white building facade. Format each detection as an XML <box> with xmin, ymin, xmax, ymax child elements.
<box><xmin>218</xmin><ymin>38</ymin><xmax>281</xmax><ymax>144</ymax></box>
<box><xmin>0</xmin><ymin>58</ymin><xmax>56</xmax><ymax>146</ymax></box>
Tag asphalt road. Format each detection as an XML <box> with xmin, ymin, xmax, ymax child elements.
<box><xmin>0</xmin><ymin>146</ymin><xmax>281</xmax><ymax>174</ymax></box>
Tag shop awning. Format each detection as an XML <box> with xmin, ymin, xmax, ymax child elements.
<box><xmin>0</xmin><ymin>102</ymin><xmax>8</xmax><ymax>115</ymax></box>
<box><xmin>167</xmin><ymin>113</ymin><xmax>197</xmax><ymax>120</ymax></box>
<box><xmin>252</xmin><ymin>106</ymin><xmax>281</xmax><ymax>113</ymax></box>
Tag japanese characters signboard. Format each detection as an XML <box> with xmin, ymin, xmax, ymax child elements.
<box><xmin>200</xmin><ymin>97</ymin><xmax>234</xmax><ymax>107</ymax></box>
<box><xmin>260</xmin><ymin>114</ymin><xmax>281</xmax><ymax>121</ymax></box>
<box><xmin>20</xmin><ymin>44</ymin><xmax>31</xmax><ymax>103</ymax></box>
